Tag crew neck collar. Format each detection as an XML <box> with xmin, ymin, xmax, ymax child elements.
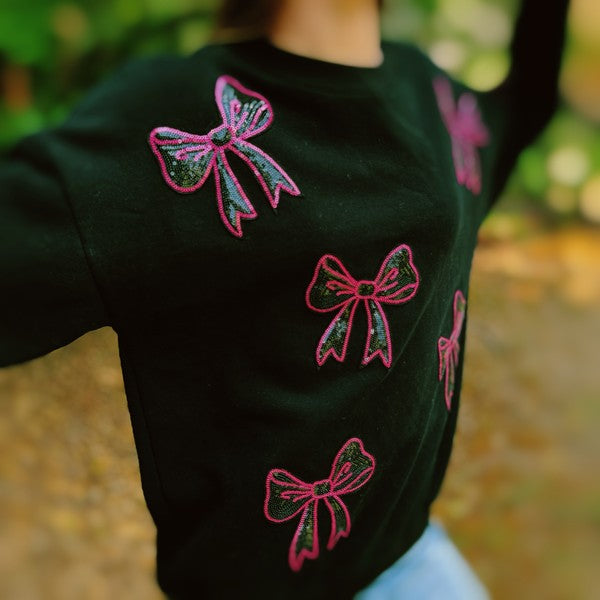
<box><xmin>216</xmin><ymin>37</ymin><xmax>392</xmax><ymax>95</ymax></box>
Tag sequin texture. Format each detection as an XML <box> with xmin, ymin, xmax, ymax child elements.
<box><xmin>149</xmin><ymin>75</ymin><xmax>301</xmax><ymax>237</ymax></box>
<box><xmin>438</xmin><ymin>290</ymin><xmax>467</xmax><ymax>410</ymax></box>
<box><xmin>433</xmin><ymin>76</ymin><xmax>490</xmax><ymax>195</ymax></box>
<box><xmin>264</xmin><ymin>438</ymin><xmax>375</xmax><ymax>571</ymax></box>
<box><xmin>306</xmin><ymin>245</ymin><xmax>420</xmax><ymax>367</ymax></box>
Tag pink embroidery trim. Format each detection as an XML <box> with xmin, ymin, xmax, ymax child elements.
<box><xmin>432</xmin><ymin>76</ymin><xmax>490</xmax><ymax>195</ymax></box>
<box><xmin>148</xmin><ymin>75</ymin><xmax>300</xmax><ymax>238</ymax></box>
<box><xmin>438</xmin><ymin>290</ymin><xmax>466</xmax><ymax>410</ymax></box>
<box><xmin>264</xmin><ymin>438</ymin><xmax>375</xmax><ymax>572</ymax></box>
<box><xmin>306</xmin><ymin>245</ymin><xmax>420</xmax><ymax>368</ymax></box>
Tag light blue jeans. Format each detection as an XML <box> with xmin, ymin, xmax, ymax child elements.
<box><xmin>354</xmin><ymin>522</ymin><xmax>490</xmax><ymax>599</ymax></box>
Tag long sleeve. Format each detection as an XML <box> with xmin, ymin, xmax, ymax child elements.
<box><xmin>488</xmin><ymin>0</ymin><xmax>570</xmax><ymax>198</ymax></box>
<box><xmin>0</xmin><ymin>132</ymin><xmax>110</xmax><ymax>367</ymax></box>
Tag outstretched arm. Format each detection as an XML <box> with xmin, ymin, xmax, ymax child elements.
<box><xmin>0</xmin><ymin>133</ymin><xmax>110</xmax><ymax>368</ymax></box>
<box><xmin>490</xmin><ymin>0</ymin><xmax>570</xmax><ymax>196</ymax></box>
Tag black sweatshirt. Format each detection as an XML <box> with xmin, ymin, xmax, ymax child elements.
<box><xmin>0</xmin><ymin>2</ymin><xmax>568</xmax><ymax>598</ymax></box>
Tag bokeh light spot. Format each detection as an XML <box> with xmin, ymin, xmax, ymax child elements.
<box><xmin>547</xmin><ymin>146</ymin><xmax>590</xmax><ymax>186</ymax></box>
<box><xmin>52</xmin><ymin>4</ymin><xmax>88</xmax><ymax>45</ymax></box>
<box><xmin>429</xmin><ymin>39</ymin><xmax>468</xmax><ymax>72</ymax></box>
<box><xmin>464</xmin><ymin>51</ymin><xmax>510</xmax><ymax>91</ymax></box>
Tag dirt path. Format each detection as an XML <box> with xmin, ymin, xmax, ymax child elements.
<box><xmin>1</xmin><ymin>226</ymin><xmax>599</xmax><ymax>599</ymax></box>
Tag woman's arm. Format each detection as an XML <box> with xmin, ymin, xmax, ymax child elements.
<box><xmin>490</xmin><ymin>0</ymin><xmax>570</xmax><ymax>196</ymax></box>
<box><xmin>0</xmin><ymin>132</ymin><xmax>110</xmax><ymax>367</ymax></box>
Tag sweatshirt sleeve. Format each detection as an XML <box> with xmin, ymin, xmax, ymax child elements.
<box><xmin>486</xmin><ymin>0</ymin><xmax>570</xmax><ymax>199</ymax></box>
<box><xmin>0</xmin><ymin>132</ymin><xmax>110</xmax><ymax>367</ymax></box>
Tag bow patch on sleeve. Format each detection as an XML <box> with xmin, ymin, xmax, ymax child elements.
<box><xmin>433</xmin><ymin>76</ymin><xmax>490</xmax><ymax>195</ymax></box>
<box><xmin>148</xmin><ymin>75</ymin><xmax>300</xmax><ymax>238</ymax></box>
<box><xmin>306</xmin><ymin>244</ymin><xmax>420</xmax><ymax>368</ymax></box>
<box><xmin>264</xmin><ymin>437</ymin><xmax>375</xmax><ymax>572</ymax></box>
<box><xmin>438</xmin><ymin>289</ymin><xmax>466</xmax><ymax>410</ymax></box>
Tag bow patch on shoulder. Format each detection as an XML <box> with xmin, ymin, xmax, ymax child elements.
<box><xmin>264</xmin><ymin>437</ymin><xmax>375</xmax><ymax>572</ymax></box>
<box><xmin>438</xmin><ymin>289</ymin><xmax>466</xmax><ymax>410</ymax></box>
<box><xmin>306</xmin><ymin>244</ymin><xmax>420</xmax><ymax>368</ymax></box>
<box><xmin>433</xmin><ymin>76</ymin><xmax>490</xmax><ymax>195</ymax></box>
<box><xmin>148</xmin><ymin>75</ymin><xmax>300</xmax><ymax>238</ymax></box>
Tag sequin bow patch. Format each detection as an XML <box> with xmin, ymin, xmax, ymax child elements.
<box><xmin>148</xmin><ymin>75</ymin><xmax>300</xmax><ymax>237</ymax></box>
<box><xmin>438</xmin><ymin>290</ymin><xmax>466</xmax><ymax>410</ymax></box>
<box><xmin>433</xmin><ymin>76</ymin><xmax>490</xmax><ymax>195</ymax></box>
<box><xmin>264</xmin><ymin>438</ymin><xmax>375</xmax><ymax>572</ymax></box>
<box><xmin>306</xmin><ymin>244</ymin><xmax>419</xmax><ymax>368</ymax></box>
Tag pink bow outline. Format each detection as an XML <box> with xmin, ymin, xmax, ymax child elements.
<box><xmin>438</xmin><ymin>290</ymin><xmax>466</xmax><ymax>410</ymax></box>
<box><xmin>264</xmin><ymin>438</ymin><xmax>375</xmax><ymax>572</ymax></box>
<box><xmin>306</xmin><ymin>244</ymin><xmax>419</xmax><ymax>368</ymax></box>
<box><xmin>433</xmin><ymin>76</ymin><xmax>490</xmax><ymax>195</ymax></box>
<box><xmin>149</xmin><ymin>75</ymin><xmax>300</xmax><ymax>237</ymax></box>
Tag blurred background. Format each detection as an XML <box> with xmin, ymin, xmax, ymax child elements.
<box><xmin>0</xmin><ymin>0</ymin><xmax>598</xmax><ymax>598</ymax></box>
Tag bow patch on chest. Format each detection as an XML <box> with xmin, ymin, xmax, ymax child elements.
<box><xmin>438</xmin><ymin>289</ymin><xmax>466</xmax><ymax>410</ymax></box>
<box><xmin>306</xmin><ymin>244</ymin><xmax>420</xmax><ymax>368</ymax></box>
<box><xmin>433</xmin><ymin>76</ymin><xmax>490</xmax><ymax>195</ymax></box>
<box><xmin>148</xmin><ymin>75</ymin><xmax>300</xmax><ymax>238</ymax></box>
<box><xmin>264</xmin><ymin>438</ymin><xmax>375</xmax><ymax>572</ymax></box>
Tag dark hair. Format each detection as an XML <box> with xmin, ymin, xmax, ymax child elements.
<box><xmin>213</xmin><ymin>0</ymin><xmax>384</xmax><ymax>41</ymax></box>
<box><xmin>213</xmin><ymin>0</ymin><xmax>279</xmax><ymax>40</ymax></box>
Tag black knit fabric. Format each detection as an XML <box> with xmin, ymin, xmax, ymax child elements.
<box><xmin>0</xmin><ymin>2</ymin><xmax>568</xmax><ymax>597</ymax></box>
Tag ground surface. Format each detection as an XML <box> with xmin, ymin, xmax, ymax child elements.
<box><xmin>1</xmin><ymin>225</ymin><xmax>599</xmax><ymax>600</ymax></box>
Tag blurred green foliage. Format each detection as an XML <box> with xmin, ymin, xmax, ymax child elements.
<box><xmin>1</xmin><ymin>0</ymin><xmax>599</xmax><ymax>223</ymax></box>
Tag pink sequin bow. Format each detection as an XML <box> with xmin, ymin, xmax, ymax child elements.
<box><xmin>148</xmin><ymin>75</ymin><xmax>300</xmax><ymax>238</ymax></box>
<box><xmin>306</xmin><ymin>244</ymin><xmax>419</xmax><ymax>368</ymax></box>
<box><xmin>433</xmin><ymin>76</ymin><xmax>490</xmax><ymax>195</ymax></box>
<box><xmin>438</xmin><ymin>290</ymin><xmax>467</xmax><ymax>410</ymax></box>
<box><xmin>264</xmin><ymin>438</ymin><xmax>375</xmax><ymax>572</ymax></box>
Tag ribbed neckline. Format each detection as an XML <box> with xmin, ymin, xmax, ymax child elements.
<box><xmin>215</xmin><ymin>37</ymin><xmax>393</xmax><ymax>95</ymax></box>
